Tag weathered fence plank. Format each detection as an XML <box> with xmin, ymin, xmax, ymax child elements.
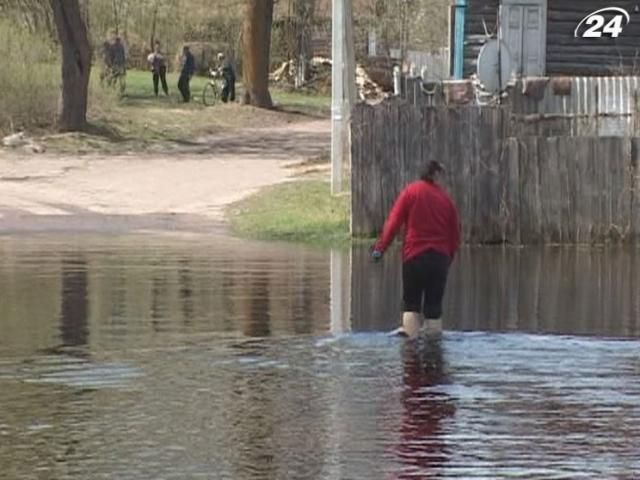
<box><xmin>351</xmin><ymin>99</ymin><xmax>640</xmax><ymax>244</ymax></box>
<box><xmin>502</xmin><ymin>138</ymin><xmax>521</xmax><ymax>244</ymax></box>
<box><xmin>350</xmin><ymin>103</ymin><xmax>366</xmax><ymax>235</ymax></box>
<box><xmin>518</xmin><ymin>137</ymin><xmax>542</xmax><ymax>243</ymax></box>
<box><xmin>630</xmin><ymin>138</ymin><xmax>640</xmax><ymax>243</ymax></box>
<box><xmin>537</xmin><ymin>137</ymin><xmax>553</xmax><ymax>242</ymax></box>
<box><xmin>589</xmin><ymin>138</ymin><xmax>602</xmax><ymax>242</ymax></box>
<box><xmin>557</xmin><ymin>137</ymin><xmax>573</xmax><ymax>243</ymax></box>
<box><xmin>478</xmin><ymin>108</ymin><xmax>501</xmax><ymax>243</ymax></box>
<box><xmin>616</xmin><ymin>138</ymin><xmax>633</xmax><ymax>241</ymax></box>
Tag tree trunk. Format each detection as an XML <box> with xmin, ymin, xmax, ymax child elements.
<box><xmin>295</xmin><ymin>0</ymin><xmax>315</xmax><ymax>58</ymax></box>
<box><xmin>49</xmin><ymin>0</ymin><xmax>93</xmax><ymax>132</ymax></box>
<box><xmin>112</xmin><ymin>0</ymin><xmax>119</xmax><ymax>35</ymax></box>
<box><xmin>150</xmin><ymin>0</ymin><xmax>160</xmax><ymax>51</ymax></box>
<box><xmin>242</xmin><ymin>0</ymin><xmax>274</xmax><ymax>108</ymax></box>
<box><xmin>122</xmin><ymin>0</ymin><xmax>129</xmax><ymax>42</ymax></box>
<box><xmin>81</xmin><ymin>0</ymin><xmax>90</xmax><ymax>37</ymax></box>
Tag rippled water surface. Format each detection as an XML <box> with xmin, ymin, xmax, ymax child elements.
<box><xmin>1</xmin><ymin>235</ymin><xmax>639</xmax><ymax>479</ymax></box>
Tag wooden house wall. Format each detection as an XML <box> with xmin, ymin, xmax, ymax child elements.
<box><xmin>547</xmin><ymin>0</ymin><xmax>640</xmax><ymax>76</ymax></box>
<box><xmin>459</xmin><ymin>0</ymin><xmax>640</xmax><ymax>77</ymax></box>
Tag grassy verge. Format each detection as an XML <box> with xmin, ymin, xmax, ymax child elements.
<box><xmin>227</xmin><ymin>180</ymin><xmax>351</xmax><ymax>247</ymax></box>
<box><xmin>17</xmin><ymin>68</ymin><xmax>330</xmax><ymax>154</ymax></box>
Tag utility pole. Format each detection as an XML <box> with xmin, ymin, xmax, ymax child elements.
<box><xmin>344</xmin><ymin>0</ymin><xmax>356</xmax><ymax>107</ymax></box>
<box><xmin>331</xmin><ymin>0</ymin><xmax>355</xmax><ymax>195</ymax></box>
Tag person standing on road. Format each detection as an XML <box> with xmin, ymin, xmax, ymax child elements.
<box><xmin>372</xmin><ymin>161</ymin><xmax>461</xmax><ymax>339</ymax></box>
<box><xmin>178</xmin><ymin>45</ymin><xmax>195</xmax><ymax>102</ymax></box>
<box><xmin>148</xmin><ymin>41</ymin><xmax>169</xmax><ymax>97</ymax></box>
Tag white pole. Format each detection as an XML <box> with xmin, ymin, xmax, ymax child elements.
<box><xmin>343</xmin><ymin>0</ymin><xmax>356</xmax><ymax>107</ymax></box>
<box><xmin>343</xmin><ymin>0</ymin><xmax>356</xmax><ymax>184</ymax></box>
<box><xmin>331</xmin><ymin>0</ymin><xmax>345</xmax><ymax>195</ymax></box>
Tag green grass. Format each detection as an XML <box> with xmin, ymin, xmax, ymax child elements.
<box><xmin>271</xmin><ymin>88</ymin><xmax>331</xmax><ymax>116</ymax></box>
<box><xmin>117</xmin><ymin>70</ymin><xmax>330</xmax><ymax>115</ymax></box>
<box><xmin>118</xmin><ymin>69</ymin><xmax>210</xmax><ymax>101</ymax></box>
<box><xmin>41</xmin><ymin>69</ymin><xmax>330</xmax><ymax>154</ymax></box>
<box><xmin>227</xmin><ymin>180</ymin><xmax>351</xmax><ymax>246</ymax></box>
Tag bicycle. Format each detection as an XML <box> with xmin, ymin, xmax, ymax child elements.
<box><xmin>202</xmin><ymin>69</ymin><xmax>223</xmax><ymax>106</ymax></box>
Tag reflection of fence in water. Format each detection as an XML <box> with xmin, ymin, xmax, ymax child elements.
<box><xmin>3</xmin><ymin>239</ymin><xmax>639</xmax><ymax>350</ymax></box>
<box><xmin>350</xmin><ymin>246</ymin><xmax>640</xmax><ymax>338</ymax></box>
<box><xmin>85</xmin><ymin>250</ymin><xmax>332</xmax><ymax>343</ymax></box>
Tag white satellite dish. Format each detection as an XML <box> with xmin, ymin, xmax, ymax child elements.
<box><xmin>476</xmin><ymin>39</ymin><xmax>514</xmax><ymax>93</ymax></box>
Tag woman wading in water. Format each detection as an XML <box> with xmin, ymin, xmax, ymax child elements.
<box><xmin>372</xmin><ymin>161</ymin><xmax>461</xmax><ymax>339</ymax></box>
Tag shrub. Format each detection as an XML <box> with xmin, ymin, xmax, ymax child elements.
<box><xmin>0</xmin><ymin>20</ymin><xmax>60</xmax><ymax>134</ymax></box>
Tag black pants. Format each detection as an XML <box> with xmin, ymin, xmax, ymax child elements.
<box><xmin>178</xmin><ymin>73</ymin><xmax>191</xmax><ymax>102</ymax></box>
<box><xmin>153</xmin><ymin>66</ymin><xmax>168</xmax><ymax>96</ymax></box>
<box><xmin>403</xmin><ymin>250</ymin><xmax>451</xmax><ymax>319</ymax></box>
<box><xmin>221</xmin><ymin>77</ymin><xmax>236</xmax><ymax>103</ymax></box>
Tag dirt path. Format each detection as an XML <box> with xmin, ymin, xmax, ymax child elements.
<box><xmin>0</xmin><ymin>119</ymin><xmax>330</xmax><ymax>234</ymax></box>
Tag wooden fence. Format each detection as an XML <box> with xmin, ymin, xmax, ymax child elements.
<box><xmin>351</xmin><ymin>99</ymin><xmax>640</xmax><ymax>244</ymax></box>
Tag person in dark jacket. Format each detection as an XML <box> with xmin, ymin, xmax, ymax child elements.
<box><xmin>110</xmin><ymin>36</ymin><xmax>127</xmax><ymax>95</ymax></box>
<box><xmin>178</xmin><ymin>45</ymin><xmax>195</xmax><ymax>102</ymax></box>
<box><xmin>217</xmin><ymin>52</ymin><xmax>236</xmax><ymax>103</ymax></box>
<box><xmin>372</xmin><ymin>161</ymin><xmax>461</xmax><ymax>339</ymax></box>
<box><xmin>147</xmin><ymin>41</ymin><xmax>168</xmax><ymax>96</ymax></box>
<box><xmin>100</xmin><ymin>40</ymin><xmax>113</xmax><ymax>86</ymax></box>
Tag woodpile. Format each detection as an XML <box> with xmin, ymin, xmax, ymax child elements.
<box><xmin>360</xmin><ymin>56</ymin><xmax>395</xmax><ymax>92</ymax></box>
<box><xmin>270</xmin><ymin>56</ymin><xmax>390</xmax><ymax>102</ymax></box>
<box><xmin>355</xmin><ymin>64</ymin><xmax>385</xmax><ymax>101</ymax></box>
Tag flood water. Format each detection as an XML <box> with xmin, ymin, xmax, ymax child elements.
<box><xmin>0</xmin><ymin>235</ymin><xmax>639</xmax><ymax>479</ymax></box>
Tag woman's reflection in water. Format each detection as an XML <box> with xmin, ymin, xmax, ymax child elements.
<box><xmin>395</xmin><ymin>337</ymin><xmax>456</xmax><ymax>479</ymax></box>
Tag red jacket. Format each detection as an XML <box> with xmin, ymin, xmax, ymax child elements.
<box><xmin>375</xmin><ymin>181</ymin><xmax>461</xmax><ymax>262</ymax></box>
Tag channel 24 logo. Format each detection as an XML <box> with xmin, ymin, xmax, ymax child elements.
<box><xmin>574</xmin><ymin>7</ymin><xmax>630</xmax><ymax>38</ymax></box>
